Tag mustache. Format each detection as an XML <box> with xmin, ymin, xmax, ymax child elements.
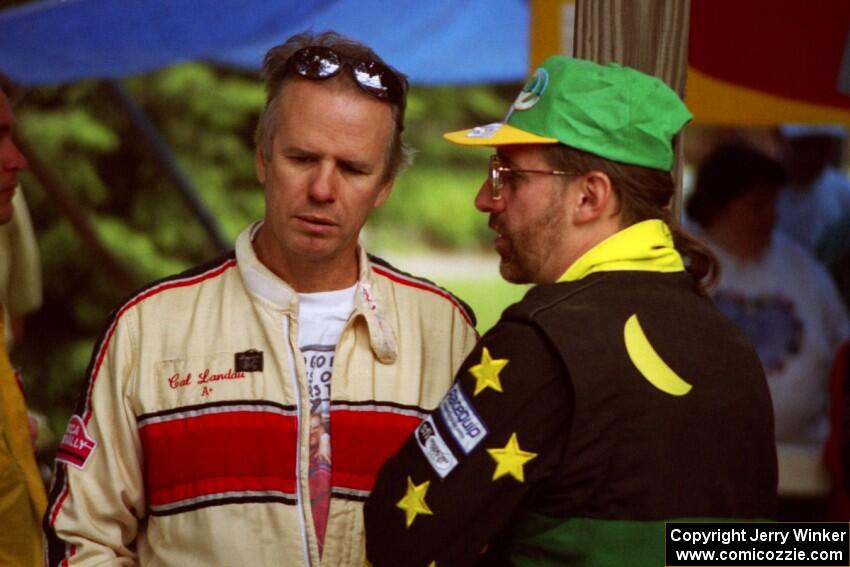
<box><xmin>488</xmin><ymin>217</ymin><xmax>506</xmax><ymax>235</ymax></box>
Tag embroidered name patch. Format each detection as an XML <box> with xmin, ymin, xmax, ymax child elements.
<box><xmin>56</xmin><ymin>415</ymin><xmax>97</xmax><ymax>470</ymax></box>
<box><xmin>439</xmin><ymin>383</ymin><xmax>488</xmax><ymax>455</ymax></box>
<box><xmin>415</xmin><ymin>415</ymin><xmax>458</xmax><ymax>479</ymax></box>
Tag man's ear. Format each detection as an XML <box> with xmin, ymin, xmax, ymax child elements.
<box><xmin>373</xmin><ymin>179</ymin><xmax>394</xmax><ymax>209</ymax></box>
<box><xmin>255</xmin><ymin>147</ymin><xmax>267</xmax><ymax>184</ymax></box>
<box><xmin>573</xmin><ymin>170</ymin><xmax>615</xmax><ymax>224</ymax></box>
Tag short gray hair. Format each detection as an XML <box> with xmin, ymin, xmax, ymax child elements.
<box><xmin>255</xmin><ymin>31</ymin><xmax>413</xmax><ymax>180</ymax></box>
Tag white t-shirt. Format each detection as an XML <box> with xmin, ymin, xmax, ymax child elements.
<box><xmin>298</xmin><ymin>285</ymin><xmax>357</xmax><ymax>417</ymax></box>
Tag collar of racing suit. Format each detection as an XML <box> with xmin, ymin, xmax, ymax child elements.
<box><xmin>234</xmin><ymin>221</ymin><xmax>399</xmax><ymax>364</ymax></box>
<box><xmin>559</xmin><ymin>219</ymin><xmax>685</xmax><ymax>282</ymax></box>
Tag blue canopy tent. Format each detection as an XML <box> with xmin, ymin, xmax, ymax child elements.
<box><xmin>0</xmin><ymin>0</ymin><xmax>529</xmax><ymax>278</ymax></box>
<box><xmin>0</xmin><ymin>0</ymin><xmax>529</xmax><ymax>86</ymax></box>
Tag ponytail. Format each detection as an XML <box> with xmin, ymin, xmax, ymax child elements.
<box><xmin>663</xmin><ymin>211</ymin><xmax>719</xmax><ymax>295</ymax></box>
<box><xmin>542</xmin><ymin>143</ymin><xmax>719</xmax><ymax>294</ymax></box>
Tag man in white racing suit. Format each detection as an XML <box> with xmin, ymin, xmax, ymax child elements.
<box><xmin>45</xmin><ymin>31</ymin><xmax>477</xmax><ymax>566</ymax></box>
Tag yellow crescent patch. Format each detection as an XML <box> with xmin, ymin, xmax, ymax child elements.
<box><xmin>623</xmin><ymin>314</ymin><xmax>692</xmax><ymax>396</ymax></box>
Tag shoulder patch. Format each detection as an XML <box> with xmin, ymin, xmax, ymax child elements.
<box><xmin>439</xmin><ymin>383</ymin><xmax>488</xmax><ymax>454</ymax></box>
<box><xmin>56</xmin><ymin>415</ymin><xmax>97</xmax><ymax>470</ymax></box>
<box><xmin>415</xmin><ymin>415</ymin><xmax>458</xmax><ymax>479</ymax></box>
<box><xmin>367</xmin><ymin>255</ymin><xmax>477</xmax><ymax>329</ymax></box>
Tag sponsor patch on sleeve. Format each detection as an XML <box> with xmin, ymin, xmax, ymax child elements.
<box><xmin>415</xmin><ymin>415</ymin><xmax>458</xmax><ymax>479</ymax></box>
<box><xmin>56</xmin><ymin>415</ymin><xmax>97</xmax><ymax>470</ymax></box>
<box><xmin>439</xmin><ymin>383</ymin><xmax>488</xmax><ymax>455</ymax></box>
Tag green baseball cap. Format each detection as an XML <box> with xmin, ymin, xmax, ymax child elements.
<box><xmin>444</xmin><ymin>56</ymin><xmax>692</xmax><ymax>171</ymax></box>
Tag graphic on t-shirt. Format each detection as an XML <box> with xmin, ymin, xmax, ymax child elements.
<box><xmin>303</xmin><ymin>344</ymin><xmax>334</xmax><ymax>554</ymax></box>
<box><xmin>713</xmin><ymin>291</ymin><xmax>803</xmax><ymax>373</ymax></box>
<box><xmin>304</xmin><ymin>345</ymin><xmax>334</xmax><ymax>415</ymax></box>
<box><xmin>296</xmin><ymin>283</ymin><xmax>355</xmax><ymax>555</ymax></box>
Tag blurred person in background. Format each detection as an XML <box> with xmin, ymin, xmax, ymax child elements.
<box><xmin>802</xmin><ymin>126</ymin><xmax>850</xmax><ymax>314</ymax></box>
<box><xmin>0</xmin><ymin>190</ymin><xmax>42</xmax><ymax>351</ymax></box>
<box><xmin>44</xmin><ymin>31</ymin><xmax>477</xmax><ymax>566</ymax></box>
<box><xmin>687</xmin><ymin>141</ymin><xmax>850</xmax><ymax>520</ymax></box>
<box><xmin>817</xmin><ymin>210</ymin><xmax>850</xmax><ymax>314</ymax></box>
<box><xmin>775</xmin><ymin>125</ymin><xmax>850</xmax><ymax>254</ymax></box>
<box><xmin>0</xmin><ymin>189</ymin><xmax>47</xmax><ymax>477</ymax></box>
<box><xmin>0</xmin><ymin>71</ymin><xmax>47</xmax><ymax>567</ymax></box>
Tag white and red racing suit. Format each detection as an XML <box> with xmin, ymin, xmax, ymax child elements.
<box><xmin>45</xmin><ymin>224</ymin><xmax>477</xmax><ymax>566</ymax></box>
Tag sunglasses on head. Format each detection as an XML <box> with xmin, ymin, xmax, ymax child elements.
<box><xmin>285</xmin><ymin>46</ymin><xmax>405</xmax><ymax>106</ymax></box>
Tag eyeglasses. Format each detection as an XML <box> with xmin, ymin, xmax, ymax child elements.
<box><xmin>488</xmin><ymin>155</ymin><xmax>576</xmax><ymax>200</ymax></box>
<box><xmin>285</xmin><ymin>46</ymin><xmax>405</xmax><ymax>106</ymax></box>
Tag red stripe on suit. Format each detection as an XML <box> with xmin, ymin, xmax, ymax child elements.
<box><xmin>140</xmin><ymin>410</ymin><xmax>298</xmax><ymax>506</ymax></box>
<box><xmin>331</xmin><ymin>409</ymin><xmax>422</xmax><ymax>493</ymax></box>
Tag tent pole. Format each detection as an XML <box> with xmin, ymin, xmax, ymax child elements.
<box><xmin>14</xmin><ymin>133</ymin><xmax>137</xmax><ymax>294</ymax></box>
<box><xmin>104</xmin><ymin>80</ymin><xmax>230</xmax><ymax>254</ymax></box>
<box><xmin>573</xmin><ymin>0</ymin><xmax>690</xmax><ymax>218</ymax></box>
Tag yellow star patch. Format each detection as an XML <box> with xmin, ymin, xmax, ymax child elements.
<box><xmin>469</xmin><ymin>347</ymin><xmax>509</xmax><ymax>396</ymax></box>
<box><xmin>396</xmin><ymin>476</ymin><xmax>434</xmax><ymax>528</ymax></box>
<box><xmin>487</xmin><ymin>433</ymin><xmax>537</xmax><ymax>482</ymax></box>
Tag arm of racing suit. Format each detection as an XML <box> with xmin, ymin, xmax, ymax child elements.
<box><xmin>365</xmin><ymin>320</ymin><xmax>573</xmax><ymax>566</ymax></box>
<box><xmin>44</xmin><ymin>307</ymin><xmax>145</xmax><ymax>566</ymax></box>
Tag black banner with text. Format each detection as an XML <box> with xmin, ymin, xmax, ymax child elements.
<box><xmin>666</xmin><ymin>522</ymin><xmax>849</xmax><ymax>566</ymax></box>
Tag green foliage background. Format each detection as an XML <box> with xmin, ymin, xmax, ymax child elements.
<box><xmin>10</xmin><ymin>63</ymin><xmax>522</xmax><ymax>452</ymax></box>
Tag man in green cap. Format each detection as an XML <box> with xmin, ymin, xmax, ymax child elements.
<box><xmin>364</xmin><ymin>56</ymin><xmax>777</xmax><ymax>566</ymax></box>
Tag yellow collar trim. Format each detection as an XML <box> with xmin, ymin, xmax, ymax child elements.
<box><xmin>558</xmin><ymin>220</ymin><xmax>685</xmax><ymax>282</ymax></box>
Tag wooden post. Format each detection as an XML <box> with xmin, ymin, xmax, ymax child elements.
<box><xmin>573</xmin><ymin>0</ymin><xmax>690</xmax><ymax>217</ymax></box>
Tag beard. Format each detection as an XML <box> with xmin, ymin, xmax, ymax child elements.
<box><xmin>495</xmin><ymin>192</ymin><xmax>567</xmax><ymax>284</ymax></box>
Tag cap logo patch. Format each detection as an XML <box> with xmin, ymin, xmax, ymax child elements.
<box><xmin>512</xmin><ymin>67</ymin><xmax>549</xmax><ymax>111</ymax></box>
<box><xmin>415</xmin><ymin>415</ymin><xmax>458</xmax><ymax>479</ymax></box>
<box><xmin>466</xmin><ymin>122</ymin><xmax>503</xmax><ymax>139</ymax></box>
<box><xmin>56</xmin><ymin>415</ymin><xmax>97</xmax><ymax>470</ymax></box>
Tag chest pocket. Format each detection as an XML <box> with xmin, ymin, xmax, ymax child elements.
<box><xmin>147</xmin><ymin>351</ymin><xmax>269</xmax><ymax>414</ymax></box>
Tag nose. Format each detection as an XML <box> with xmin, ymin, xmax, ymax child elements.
<box><xmin>474</xmin><ymin>178</ymin><xmax>504</xmax><ymax>213</ymax></box>
<box><xmin>1</xmin><ymin>138</ymin><xmax>27</xmax><ymax>172</ymax></box>
<box><xmin>307</xmin><ymin>162</ymin><xmax>337</xmax><ymax>203</ymax></box>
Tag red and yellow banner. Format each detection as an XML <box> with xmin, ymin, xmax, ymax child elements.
<box><xmin>530</xmin><ymin>0</ymin><xmax>850</xmax><ymax>126</ymax></box>
<box><xmin>687</xmin><ymin>0</ymin><xmax>850</xmax><ymax>125</ymax></box>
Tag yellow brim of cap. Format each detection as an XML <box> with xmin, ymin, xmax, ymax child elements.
<box><xmin>443</xmin><ymin>122</ymin><xmax>559</xmax><ymax>146</ymax></box>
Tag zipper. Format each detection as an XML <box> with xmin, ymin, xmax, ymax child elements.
<box><xmin>284</xmin><ymin>314</ymin><xmax>313</xmax><ymax>566</ymax></box>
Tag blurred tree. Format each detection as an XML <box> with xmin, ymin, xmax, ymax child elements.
<box><xmin>15</xmin><ymin>65</ymin><xmax>265</xmax><ymax>437</ymax></box>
